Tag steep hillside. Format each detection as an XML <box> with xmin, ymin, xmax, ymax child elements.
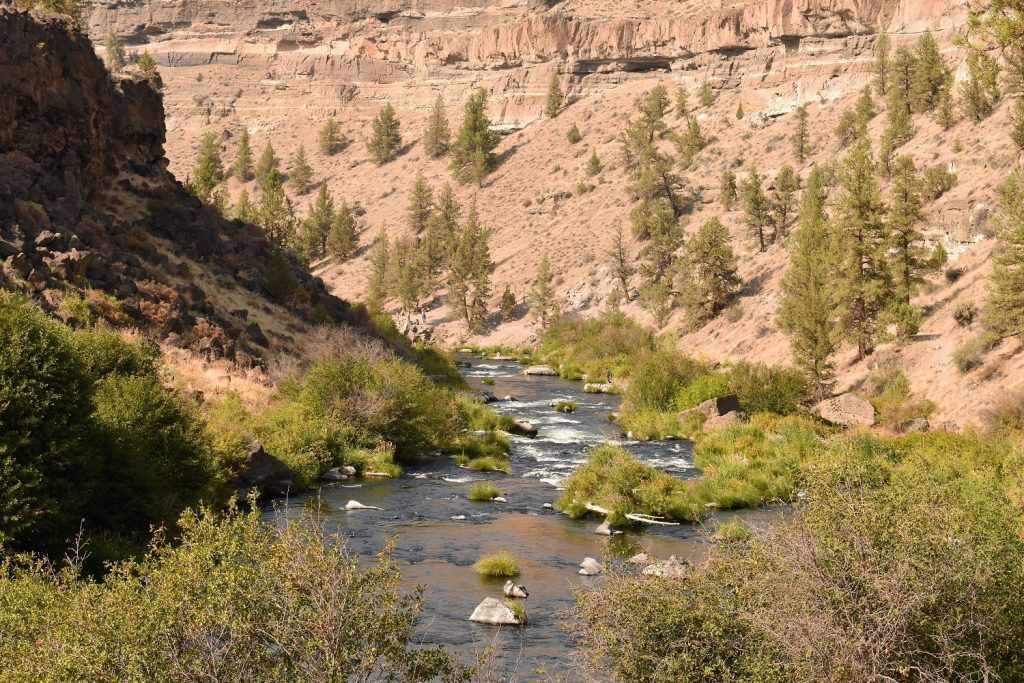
<box><xmin>81</xmin><ymin>0</ymin><xmax>1024</xmax><ymax>425</ymax></box>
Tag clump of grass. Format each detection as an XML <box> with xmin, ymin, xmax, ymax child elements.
<box><xmin>456</xmin><ymin>395</ymin><xmax>517</xmax><ymax>432</ymax></box>
<box><xmin>506</xmin><ymin>600</ymin><xmax>527</xmax><ymax>624</ymax></box>
<box><xmin>553</xmin><ymin>400</ymin><xmax>579</xmax><ymax>413</ymax></box>
<box><xmin>953</xmin><ymin>334</ymin><xmax>999</xmax><ymax>374</ymax></box>
<box><xmin>468</xmin><ymin>482</ymin><xmax>501</xmax><ymax>501</ymax></box>
<box><xmin>861</xmin><ymin>369</ymin><xmax>935</xmax><ymax>430</ymax></box>
<box><xmin>345</xmin><ymin>447</ymin><xmax>402</xmax><ymax>478</ymax></box>
<box><xmin>481</xmin><ymin>377</ymin><xmax>496</xmax><ymax>386</ymax></box>
<box><xmin>617</xmin><ymin>410</ymin><xmax>686</xmax><ymax>441</ymax></box>
<box><xmin>714</xmin><ymin>517</ymin><xmax>752</xmax><ymax>543</ymax></box>
<box><xmin>459</xmin><ymin>456</ymin><xmax>511</xmax><ymax>474</ymax></box>
<box><xmin>448</xmin><ymin>430</ymin><xmax>512</xmax><ymax>462</ymax></box>
<box><xmin>473</xmin><ymin>551</ymin><xmax>520</xmax><ymax>577</ymax></box>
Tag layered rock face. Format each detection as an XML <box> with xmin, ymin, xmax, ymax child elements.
<box><xmin>85</xmin><ymin>0</ymin><xmax>968</xmax><ymax>129</ymax></box>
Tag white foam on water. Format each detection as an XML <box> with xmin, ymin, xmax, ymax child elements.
<box><xmin>442</xmin><ymin>476</ymin><xmax>476</xmax><ymax>484</ymax></box>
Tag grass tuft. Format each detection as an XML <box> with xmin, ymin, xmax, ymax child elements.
<box><xmin>468</xmin><ymin>482</ymin><xmax>501</xmax><ymax>501</ymax></box>
<box><xmin>473</xmin><ymin>551</ymin><xmax>520</xmax><ymax>577</ymax></box>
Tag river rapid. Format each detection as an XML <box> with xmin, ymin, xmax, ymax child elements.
<box><xmin>272</xmin><ymin>355</ymin><xmax>734</xmax><ymax>680</ymax></box>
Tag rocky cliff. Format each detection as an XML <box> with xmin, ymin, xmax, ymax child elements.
<box><xmin>0</xmin><ymin>7</ymin><xmax>360</xmax><ymax>365</ymax></box>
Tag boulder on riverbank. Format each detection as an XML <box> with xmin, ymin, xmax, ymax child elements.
<box><xmin>815</xmin><ymin>393</ymin><xmax>875</xmax><ymax>427</ymax></box>
<box><xmin>503</xmin><ymin>581</ymin><xmax>529</xmax><ymax>599</ymax></box>
<box><xmin>523</xmin><ymin>364</ymin><xmax>557</xmax><ymax>376</ymax></box>
<box><xmin>641</xmin><ymin>555</ymin><xmax>688</xmax><ymax>579</ymax></box>
<box><xmin>508</xmin><ymin>420</ymin><xmax>538</xmax><ymax>438</ymax></box>
<box><xmin>584</xmin><ymin>383</ymin><xmax>616</xmax><ymax>394</ymax></box>
<box><xmin>230</xmin><ymin>441</ymin><xmax>294</xmax><ymax>499</ymax></box>
<box><xmin>469</xmin><ymin>597</ymin><xmax>522</xmax><ymax>625</ymax></box>
<box><xmin>579</xmin><ymin>557</ymin><xmax>603</xmax><ymax>576</ymax></box>
<box><xmin>704</xmin><ymin>410</ymin><xmax>748</xmax><ymax>432</ymax></box>
<box><xmin>480</xmin><ymin>390</ymin><xmax>498</xmax><ymax>404</ymax></box>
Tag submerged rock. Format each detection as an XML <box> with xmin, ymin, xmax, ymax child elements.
<box><xmin>503</xmin><ymin>580</ymin><xmax>529</xmax><ymax>599</ymax></box>
<box><xmin>595</xmin><ymin>521</ymin><xmax>621</xmax><ymax>536</ymax></box>
<box><xmin>345</xmin><ymin>500</ymin><xmax>382</xmax><ymax>511</ymax></box>
<box><xmin>493</xmin><ymin>496</ymin><xmax>508</xmax><ymax>503</ymax></box>
<box><xmin>579</xmin><ymin>557</ymin><xmax>602</xmax><ymax>576</ymax></box>
<box><xmin>451</xmin><ymin>515</ymin><xmax>467</xmax><ymax>520</ymax></box>
<box><xmin>469</xmin><ymin>597</ymin><xmax>521</xmax><ymax>625</ymax></box>
<box><xmin>320</xmin><ymin>468</ymin><xmax>349</xmax><ymax>482</ymax></box>
<box><xmin>508</xmin><ymin>420</ymin><xmax>538</xmax><ymax>438</ymax></box>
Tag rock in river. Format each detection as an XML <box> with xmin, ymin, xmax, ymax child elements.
<box><xmin>523</xmin><ymin>364</ymin><xmax>557</xmax><ymax>376</ymax></box>
<box><xmin>345</xmin><ymin>500</ymin><xmax>382</xmax><ymax>511</ymax></box>
<box><xmin>579</xmin><ymin>557</ymin><xmax>602</xmax><ymax>576</ymax></box>
<box><xmin>469</xmin><ymin>597</ymin><xmax>522</xmax><ymax>625</ymax></box>
<box><xmin>503</xmin><ymin>580</ymin><xmax>529</xmax><ymax>599</ymax></box>
<box><xmin>508</xmin><ymin>420</ymin><xmax>538</xmax><ymax>438</ymax></box>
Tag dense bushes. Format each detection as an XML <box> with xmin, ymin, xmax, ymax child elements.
<box><xmin>0</xmin><ymin>504</ymin><xmax>472</xmax><ymax>681</ymax></box>
<box><xmin>537</xmin><ymin>311</ymin><xmax>656</xmax><ymax>380</ymax></box>
<box><xmin>572</xmin><ymin>432</ymin><xmax>1024</xmax><ymax>682</ymax></box>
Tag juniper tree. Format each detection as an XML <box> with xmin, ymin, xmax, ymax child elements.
<box><xmin>254</xmin><ymin>142</ymin><xmax>279</xmax><ymax>185</ymax></box>
<box><xmin>873</xmin><ymin>30</ymin><xmax>891</xmax><ymax>96</ymax></box>
<box><xmin>104</xmin><ymin>30</ymin><xmax>126</xmax><ymax>71</ymax></box>
<box><xmin>257</xmin><ymin>169</ymin><xmax>295</xmax><ymax>249</ymax></box>
<box><xmin>834</xmin><ymin>135</ymin><xmax>889</xmax><ymax>359</ymax></box>
<box><xmin>566</xmin><ymin>123</ymin><xmax>583</xmax><ymax>144</ymax></box>
<box><xmin>736</xmin><ymin>101</ymin><xmax>745</xmax><ymax>120</ymax></box>
<box><xmin>960</xmin><ymin>52</ymin><xmax>1000</xmax><ymax>121</ymax></box>
<box><xmin>678</xmin><ymin>216</ymin><xmax>740</xmax><ymax>322</ymax></box>
<box><xmin>449</xmin><ymin>200</ymin><xmax>493</xmax><ymax>332</ymax></box>
<box><xmin>392</xmin><ymin>237</ymin><xmax>425</xmax><ymax>315</ymax></box>
<box><xmin>777</xmin><ymin>165</ymin><xmax>837</xmax><ymax>397</ymax></box>
<box><xmin>529</xmin><ymin>254</ymin><xmax>558</xmax><ymax>328</ymax></box>
<box><xmin>887</xmin><ymin>47</ymin><xmax>917</xmax><ymax>145</ymax></box>
<box><xmin>608</xmin><ymin>226</ymin><xmax>634</xmax><ymax>302</ymax></box>
<box><xmin>137</xmin><ymin>50</ymin><xmax>158</xmax><ymax>78</ymax></box>
<box><xmin>318</xmin><ymin>118</ymin><xmax>345</xmax><ymax>156</ymax></box>
<box><xmin>326</xmin><ymin>201</ymin><xmax>358</xmax><ymax>261</ymax></box>
<box><xmin>1011</xmin><ymin>98</ymin><xmax>1024</xmax><ymax>150</ymax></box>
<box><xmin>698</xmin><ymin>81</ymin><xmax>715</xmax><ymax>107</ymax></box>
<box><xmin>233</xmin><ymin>129</ymin><xmax>254</xmax><ymax>181</ymax></box>
<box><xmin>366</xmin><ymin>230</ymin><xmax>390</xmax><ymax>310</ymax></box>
<box><xmin>450</xmin><ymin>89</ymin><xmax>500</xmax><ymax>185</ymax></box>
<box><xmin>836</xmin><ymin>87</ymin><xmax>875</xmax><ymax>148</ymax></box>
<box><xmin>985</xmin><ymin>165</ymin><xmax>1024</xmax><ymax>338</ymax></box>
<box><xmin>673</xmin><ymin>118</ymin><xmax>705</xmax><ymax>169</ymax></box>
<box><xmin>674</xmin><ymin>86</ymin><xmax>689</xmax><ymax>119</ymax></box>
<box><xmin>407</xmin><ymin>173</ymin><xmax>434</xmax><ymax>238</ymax></box>
<box><xmin>887</xmin><ymin>155</ymin><xmax>928</xmax><ymax>306</ymax></box>
<box><xmin>422</xmin><ymin>95</ymin><xmax>451</xmax><ymax>159</ymax></box>
<box><xmin>500</xmin><ymin>284</ymin><xmax>517</xmax><ymax>322</ymax></box>
<box><xmin>545</xmin><ymin>71</ymin><xmax>564</xmax><ymax>118</ymax></box>
<box><xmin>367</xmin><ymin>103</ymin><xmax>402</xmax><ymax>165</ymax></box>
<box><xmin>934</xmin><ymin>85</ymin><xmax>958</xmax><ymax>130</ymax></box>
<box><xmin>288</xmin><ymin>145</ymin><xmax>313</xmax><ymax>195</ymax></box>
<box><xmin>233</xmin><ymin>189</ymin><xmax>256</xmax><ymax>224</ymax></box>
<box><xmin>741</xmin><ymin>163</ymin><xmax>773</xmax><ymax>252</ymax></box>
<box><xmin>771</xmin><ymin>164</ymin><xmax>800</xmax><ymax>241</ymax></box>
<box><xmin>304</xmin><ymin>183</ymin><xmax>336</xmax><ymax>258</ymax></box>
<box><xmin>586</xmin><ymin>150</ymin><xmax>603</xmax><ymax>176</ymax></box>
<box><xmin>191</xmin><ymin>133</ymin><xmax>224</xmax><ymax>203</ymax></box>
<box><xmin>720</xmin><ymin>168</ymin><xmax>738</xmax><ymax>211</ymax></box>
<box><xmin>792</xmin><ymin>104</ymin><xmax>811</xmax><ymax>163</ymax></box>
<box><xmin>910</xmin><ymin>29</ymin><xmax>948</xmax><ymax>113</ymax></box>
<box><xmin>425</xmin><ymin>182</ymin><xmax>461</xmax><ymax>264</ymax></box>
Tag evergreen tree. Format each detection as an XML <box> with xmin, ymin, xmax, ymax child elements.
<box><xmin>257</xmin><ymin>168</ymin><xmax>295</xmax><ymax>249</ymax></box>
<box><xmin>985</xmin><ymin>166</ymin><xmax>1024</xmax><ymax>338</ymax></box>
<box><xmin>529</xmin><ymin>254</ymin><xmax>558</xmax><ymax>327</ymax></box>
<box><xmin>264</xmin><ymin>249</ymin><xmax>296</xmax><ymax>303</ymax></box>
<box><xmin>777</xmin><ymin>166</ymin><xmax>837</xmax><ymax>397</ymax></box>
<box><xmin>673</xmin><ymin>117</ymin><xmax>705</xmax><ymax>169</ymax></box>
<box><xmin>500</xmin><ymin>284</ymin><xmax>517</xmax><ymax>322</ymax></box>
<box><xmin>698</xmin><ymin>81</ymin><xmax>715</xmax><ymax>107</ymax></box>
<box><xmin>326</xmin><ymin>201</ymin><xmax>358</xmax><ymax>261</ymax></box>
<box><xmin>887</xmin><ymin>155</ymin><xmax>928</xmax><ymax>306</ymax></box>
<box><xmin>792</xmin><ymin>104</ymin><xmax>811</xmax><ymax>163</ymax></box>
<box><xmin>720</xmin><ymin>168</ymin><xmax>738</xmax><ymax>211</ymax></box>
<box><xmin>422</xmin><ymin>95</ymin><xmax>451</xmax><ymax>159</ymax></box>
<box><xmin>910</xmin><ymin>29</ymin><xmax>948</xmax><ymax>113</ymax></box>
<box><xmin>233</xmin><ymin>189</ymin><xmax>256</xmax><ymax>224</ymax></box>
<box><xmin>288</xmin><ymin>145</ymin><xmax>313</xmax><ymax>195</ymax></box>
<box><xmin>407</xmin><ymin>173</ymin><xmax>434</xmax><ymax>238</ymax></box>
<box><xmin>192</xmin><ymin>133</ymin><xmax>224</xmax><ymax>203</ymax></box>
<box><xmin>1011</xmin><ymin>98</ymin><xmax>1024</xmax><ymax>150</ymax></box>
<box><xmin>305</xmin><ymin>183</ymin><xmax>336</xmax><ymax>257</ymax></box>
<box><xmin>566</xmin><ymin>123</ymin><xmax>583</xmax><ymax>144</ymax></box>
<box><xmin>209</xmin><ymin>186</ymin><xmax>230</xmax><ymax>218</ymax></box>
<box><xmin>873</xmin><ymin>30</ymin><xmax>891</xmax><ymax>96</ymax></box>
<box><xmin>674</xmin><ymin>86</ymin><xmax>689</xmax><ymax>119</ymax></box>
<box><xmin>233</xmin><ymin>129</ymin><xmax>253</xmax><ymax>182</ymax></box>
<box><xmin>740</xmin><ymin>163</ymin><xmax>773</xmax><ymax>252</ymax></box>
<box><xmin>367</xmin><ymin>103</ymin><xmax>403</xmax><ymax>165</ymax></box>
<box><xmin>735</xmin><ymin>101</ymin><xmax>745</xmax><ymax>120</ymax></box>
<box><xmin>254</xmin><ymin>142</ymin><xmax>279</xmax><ymax>185</ymax></box>
<box><xmin>771</xmin><ymin>164</ymin><xmax>800</xmax><ymax>241</ymax></box>
<box><xmin>392</xmin><ymin>237</ymin><xmax>425</xmax><ymax>315</ymax></box>
<box><xmin>678</xmin><ymin>217</ymin><xmax>740</xmax><ymax>321</ymax></box>
<box><xmin>608</xmin><ymin>226</ymin><xmax>634</xmax><ymax>301</ymax></box>
<box><xmin>425</xmin><ymin>182</ymin><xmax>461</xmax><ymax>265</ymax></box>
<box><xmin>136</xmin><ymin>50</ymin><xmax>158</xmax><ymax>78</ymax></box>
<box><xmin>934</xmin><ymin>85</ymin><xmax>958</xmax><ymax>130</ymax></box>
<box><xmin>367</xmin><ymin>230</ymin><xmax>390</xmax><ymax>310</ymax></box>
<box><xmin>449</xmin><ymin>89</ymin><xmax>500</xmax><ymax>185</ymax></box>
<box><xmin>834</xmin><ymin>135</ymin><xmax>889</xmax><ymax>359</ymax></box>
<box><xmin>586</xmin><ymin>149</ymin><xmax>603</xmax><ymax>176</ymax></box>
<box><xmin>545</xmin><ymin>70</ymin><xmax>564</xmax><ymax>118</ymax></box>
<box><xmin>104</xmin><ymin>30</ymin><xmax>125</xmax><ymax>71</ymax></box>
<box><xmin>887</xmin><ymin>47</ymin><xmax>917</xmax><ymax>145</ymax></box>
<box><xmin>836</xmin><ymin>88</ymin><xmax>875</xmax><ymax>148</ymax></box>
<box><xmin>449</xmin><ymin>200</ymin><xmax>493</xmax><ymax>332</ymax></box>
<box><xmin>318</xmin><ymin>118</ymin><xmax>345</xmax><ymax>156</ymax></box>
<box><xmin>960</xmin><ymin>52</ymin><xmax>1000</xmax><ymax>121</ymax></box>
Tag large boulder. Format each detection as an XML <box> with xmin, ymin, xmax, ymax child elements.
<box><xmin>230</xmin><ymin>441</ymin><xmax>294</xmax><ymax>499</ymax></box>
<box><xmin>898</xmin><ymin>418</ymin><xmax>930</xmax><ymax>434</ymax></box>
<box><xmin>815</xmin><ymin>393</ymin><xmax>876</xmax><ymax>427</ymax></box>
<box><xmin>704</xmin><ymin>410</ymin><xmax>749</xmax><ymax>432</ymax></box>
<box><xmin>507</xmin><ymin>420</ymin><xmax>538</xmax><ymax>438</ymax></box>
<box><xmin>523</xmin><ymin>364</ymin><xmax>557</xmax><ymax>376</ymax></box>
<box><xmin>469</xmin><ymin>597</ymin><xmax>522</xmax><ymax>625</ymax></box>
<box><xmin>697</xmin><ymin>395</ymin><xmax>741</xmax><ymax>419</ymax></box>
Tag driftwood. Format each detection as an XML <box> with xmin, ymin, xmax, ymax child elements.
<box><xmin>583</xmin><ymin>502</ymin><xmax>680</xmax><ymax>526</ymax></box>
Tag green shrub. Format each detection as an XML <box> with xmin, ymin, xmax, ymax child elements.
<box><xmin>553</xmin><ymin>399</ymin><xmax>578</xmax><ymax>413</ymax></box>
<box><xmin>675</xmin><ymin>373</ymin><xmax>731</xmax><ymax>411</ymax></box>
<box><xmin>714</xmin><ymin>517</ymin><xmax>752</xmax><ymax>543</ymax></box>
<box><xmin>861</xmin><ymin>369</ymin><xmax>934</xmax><ymax>429</ymax></box>
<box><xmin>71</xmin><ymin>327</ymin><xmax>159</xmax><ymax>384</ymax></box>
<box><xmin>456</xmin><ymin>395</ymin><xmax>516</xmax><ymax>432</ymax></box>
<box><xmin>461</xmin><ymin>456</ymin><xmax>511</xmax><ymax>474</ymax></box>
<box><xmin>953</xmin><ymin>301</ymin><xmax>978</xmax><ymax>327</ymax></box>
<box><xmin>623</xmin><ymin>349</ymin><xmax>707</xmax><ymax>413</ymax></box>
<box><xmin>344</xmin><ymin>447</ymin><xmax>402</xmax><ymax>477</ymax></box>
<box><xmin>954</xmin><ymin>335</ymin><xmax>994</xmax><ymax>373</ymax></box>
<box><xmin>473</xmin><ymin>552</ymin><xmax>520</xmax><ymax>577</ymax></box>
<box><xmin>725</xmin><ymin>362</ymin><xmax>812</xmax><ymax>415</ymax></box>
<box><xmin>537</xmin><ymin>310</ymin><xmax>655</xmax><ymax>381</ymax></box>
<box><xmin>252</xmin><ymin>401</ymin><xmax>336</xmax><ymax>488</ymax></box>
<box><xmin>468</xmin><ymin>482</ymin><xmax>501</xmax><ymax>501</ymax></box>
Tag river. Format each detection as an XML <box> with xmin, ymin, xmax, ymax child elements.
<box><xmin>272</xmin><ymin>355</ymin><xmax>730</xmax><ymax>681</ymax></box>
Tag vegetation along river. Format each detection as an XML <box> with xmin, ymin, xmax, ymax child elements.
<box><xmin>273</xmin><ymin>355</ymin><xmax>760</xmax><ymax>680</ymax></box>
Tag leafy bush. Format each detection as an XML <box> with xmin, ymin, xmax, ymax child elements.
<box><xmin>252</xmin><ymin>401</ymin><xmax>337</xmax><ymax>488</ymax></box>
<box><xmin>861</xmin><ymin>369</ymin><xmax>934</xmax><ymax>429</ymax></box>
<box><xmin>953</xmin><ymin>301</ymin><xmax>978</xmax><ymax>327</ymax></box>
<box><xmin>623</xmin><ymin>350</ymin><xmax>707</xmax><ymax>413</ymax></box>
<box><xmin>344</xmin><ymin>447</ymin><xmax>402</xmax><ymax>478</ymax></box>
<box><xmin>473</xmin><ymin>552</ymin><xmax>521</xmax><ymax>577</ymax></box>
<box><xmin>954</xmin><ymin>335</ymin><xmax>994</xmax><ymax>373</ymax></box>
<box><xmin>675</xmin><ymin>372</ymin><xmax>731</xmax><ymax>411</ymax></box>
<box><xmin>468</xmin><ymin>482</ymin><xmax>501</xmax><ymax>501</ymax></box>
<box><xmin>537</xmin><ymin>310</ymin><xmax>655</xmax><ymax>381</ymax></box>
<box><xmin>71</xmin><ymin>327</ymin><xmax>158</xmax><ymax>384</ymax></box>
<box><xmin>945</xmin><ymin>266</ymin><xmax>965</xmax><ymax>283</ymax></box>
<box><xmin>722</xmin><ymin>362</ymin><xmax>812</xmax><ymax>415</ymax></box>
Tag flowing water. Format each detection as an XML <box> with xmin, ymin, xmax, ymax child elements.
<box><xmin>272</xmin><ymin>356</ymin><xmax>742</xmax><ymax>680</ymax></box>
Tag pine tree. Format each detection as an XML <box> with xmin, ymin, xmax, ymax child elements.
<box><xmin>674</xmin><ymin>86</ymin><xmax>689</xmax><ymax>118</ymax></box>
<box><xmin>834</xmin><ymin>135</ymin><xmax>889</xmax><ymax>359</ymax></box>
<box><xmin>425</xmin><ymin>182</ymin><xmax>461</xmax><ymax>265</ymax></box>
<box><xmin>233</xmin><ymin>189</ymin><xmax>256</xmax><ymax>223</ymax></box>
<box><xmin>305</xmin><ymin>183</ymin><xmax>336</xmax><ymax>258</ymax></box>
<box><xmin>104</xmin><ymin>30</ymin><xmax>125</xmax><ymax>71</ymax></box>
<box><xmin>910</xmin><ymin>29</ymin><xmax>948</xmax><ymax>113</ymax></box>
<box><xmin>209</xmin><ymin>186</ymin><xmax>229</xmax><ymax>218</ymax></box>
<box><xmin>499</xmin><ymin>286</ymin><xmax>516</xmax><ymax>323</ymax></box>
<box><xmin>392</xmin><ymin>236</ymin><xmax>424</xmax><ymax>315</ymax></box>
<box><xmin>407</xmin><ymin>173</ymin><xmax>434</xmax><ymax>238</ymax></box>
<box><xmin>1010</xmin><ymin>98</ymin><xmax>1024</xmax><ymax>150</ymax></box>
<box><xmin>545</xmin><ymin>70</ymin><xmax>564</xmax><ymax>118</ymax></box>
<box><xmin>192</xmin><ymin>133</ymin><xmax>224</xmax><ymax>203</ymax></box>
<box><xmin>254</xmin><ymin>142</ymin><xmax>279</xmax><ymax>185</ymax></box>
<box><xmin>887</xmin><ymin>46</ymin><xmax>917</xmax><ymax>145</ymax></box>
<box><xmin>735</xmin><ymin>101</ymin><xmax>745</xmax><ymax>120</ymax></box>
<box><xmin>289</xmin><ymin>145</ymin><xmax>313</xmax><ymax>195</ymax></box>
<box><xmin>771</xmin><ymin>164</ymin><xmax>800</xmax><ymax>241</ymax></box>
<box><xmin>529</xmin><ymin>254</ymin><xmax>558</xmax><ymax>327</ymax></box>
<box><xmin>698</xmin><ymin>81</ymin><xmax>715</xmax><ymax>107</ymax></box>
<box><xmin>673</xmin><ymin>117</ymin><xmax>705</xmax><ymax>169</ymax></box>
<box><xmin>264</xmin><ymin>249</ymin><xmax>296</xmax><ymax>304</ymax></box>
<box><xmin>934</xmin><ymin>85</ymin><xmax>958</xmax><ymax>130</ymax></box>
<box><xmin>447</xmin><ymin>200</ymin><xmax>493</xmax><ymax>332</ymax></box>
<box><xmin>422</xmin><ymin>95</ymin><xmax>451</xmax><ymax>159</ymax></box>
<box><xmin>960</xmin><ymin>52</ymin><xmax>1000</xmax><ymax>121</ymax></box>
<box><xmin>367</xmin><ymin>103</ymin><xmax>403</xmax><ymax>165</ymax></box>
<box><xmin>720</xmin><ymin>168</ymin><xmax>738</xmax><ymax>211</ymax></box>
<box><xmin>257</xmin><ymin>168</ymin><xmax>295</xmax><ymax>249</ymax></box>
<box><xmin>586</xmin><ymin>149</ymin><xmax>603</xmax><ymax>176</ymax></box>
<box><xmin>873</xmin><ymin>30</ymin><xmax>891</xmax><ymax>96</ymax></box>
<box><xmin>608</xmin><ymin>226</ymin><xmax>634</xmax><ymax>301</ymax></box>
<box><xmin>985</xmin><ymin>165</ymin><xmax>1024</xmax><ymax>338</ymax></box>
<box><xmin>450</xmin><ymin>89</ymin><xmax>500</xmax><ymax>185</ymax></box>
<box><xmin>233</xmin><ymin>129</ymin><xmax>253</xmax><ymax>182</ymax></box>
<box><xmin>740</xmin><ymin>163</ymin><xmax>772</xmax><ymax>252</ymax></box>
<box><xmin>777</xmin><ymin>165</ymin><xmax>837</xmax><ymax>397</ymax></box>
<box><xmin>566</xmin><ymin>123</ymin><xmax>583</xmax><ymax>144</ymax></box>
<box><xmin>136</xmin><ymin>50</ymin><xmax>158</xmax><ymax>78</ymax></box>
<box><xmin>792</xmin><ymin>104</ymin><xmax>811</xmax><ymax>163</ymax></box>
<box><xmin>836</xmin><ymin>88</ymin><xmax>875</xmax><ymax>148</ymax></box>
<box><xmin>678</xmin><ymin>216</ymin><xmax>740</xmax><ymax>321</ymax></box>
<box><xmin>326</xmin><ymin>201</ymin><xmax>358</xmax><ymax>261</ymax></box>
<box><xmin>318</xmin><ymin>118</ymin><xmax>345</xmax><ymax>156</ymax></box>
<box><xmin>366</xmin><ymin>230</ymin><xmax>390</xmax><ymax>310</ymax></box>
<box><xmin>887</xmin><ymin>155</ymin><xmax>928</xmax><ymax>305</ymax></box>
